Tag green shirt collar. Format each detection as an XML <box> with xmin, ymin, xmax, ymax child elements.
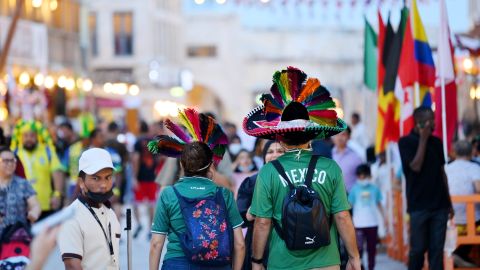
<box><xmin>177</xmin><ymin>176</ymin><xmax>213</xmax><ymax>183</ymax></box>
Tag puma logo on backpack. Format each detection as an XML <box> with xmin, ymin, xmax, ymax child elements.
<box><xmin>305</xmin><ymin>236</ymin><xmax>316</xmax><ymax>245</ymax></box>
<box><xmin>271</xmin><ymin>155</ymin><xmax>331</xmax><ymax>250</ymax></box>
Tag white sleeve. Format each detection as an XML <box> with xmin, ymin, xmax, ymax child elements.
<box><xmin>58</xmin><ymin>219</ymin><xmax>84</xmax><ymax>261</ymax></box>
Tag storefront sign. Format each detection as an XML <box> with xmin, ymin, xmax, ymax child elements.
<box><xmin>95</xmin><ymin>97</ymin><xmax>124</xmax><ymax>108</ymax></box>
<box><xmin>0</xmin><ymin>16</ymin><xmax>48</xmax><ymax>69</ymax></box>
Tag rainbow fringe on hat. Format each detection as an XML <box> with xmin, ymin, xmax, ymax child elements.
<box><xmin>147</xmin><ymin>108</ymin><xmax>228</xmax><ymax>165</ymax></box>
<box><xmin>261</xmin><ymin>66</ymin><xmax>338</xmax><ymax>127</ymax></box>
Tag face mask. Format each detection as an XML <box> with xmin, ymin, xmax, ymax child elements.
<box><xmin>85</xmin><ymin>188</ymin><xmax>113</xmax><ymax>204</ymax></box>
<box><xmin>229</xmin><ymin>143</ymin><xmax>242</xmax><ymax>156</ymax></box>
<box><xmin>357</xmin><ymin>180</ymin><xmax>370</xmax><ymax>187</ymax></box>
<box><xmin>238</xmin><ymin>164</ymin><xmax>254</xmax><ymax>173</ymax></box>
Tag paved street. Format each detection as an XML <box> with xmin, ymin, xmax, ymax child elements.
<box><xmin>45</xmin><ymin>245</ymin><xmax>407</xmax><ymax>270</ymax></box>
<box><xmin>43</xmin><ymin>205</ymin><xmax>407</xmax><ymax>270</ymax></box>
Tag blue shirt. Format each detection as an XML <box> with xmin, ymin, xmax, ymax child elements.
<box><xmin>348</xmin><ymin>181</ymin><xmax>382</xmax><ymax>228</ymax></box>
<box><xmin>0</xmin><ymin>176</ymin><xmax>36</xmax><ymax>235</ymax></box>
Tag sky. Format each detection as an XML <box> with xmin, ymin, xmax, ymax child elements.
<box><xmin>184</xmin><ymin>0</ymin><xmax>472</xmax><ymax>34</ymax></box>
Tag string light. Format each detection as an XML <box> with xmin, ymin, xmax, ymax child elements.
<box><xmin>44</xmin><ymin>76</ymin><xmax>55</xmax><ymax>89</ymax></box>
<box><xmin>19</xmin><ymin>72</ymin><xmax>30</xmax><ymax>86</ymax></box>
<box><xmin>49</xmin><ymin>0</ymin><xmax>58</xmax><ymax>10</ymax></box>
<box><xmin>129</xmin><ymin>85</ymin><xmax>140</xmax><ymax>96</ymax></box>
<box><xmin>0</xmin><ymin>106</ymin><xmax>8</xmax><ymax>122</ymax></box>
<box><xmin>34</xmin><ymin>73</ymin><xmax>44</xmax><ymax>87</ymax></box>
<box><xmin>103</xmin><ymin>83</ymin><xmax>113</xmax><ymax>93</ymax></box>
<box><xmin>462</xmin><ymin>58</ymin><xmax>474</xmax><ymax>74</ymax></box>
<box><xmin>57</xmin><ymin>75</ymin><xmax>67</xmax><ymax>88</ymax></box>
<box><xmin>65</xmin><ymin>78</ymin><xmax>75</xmax><ymax>91</ymax></box>
<box><xmin>83</xmin><ymin>79</ymin><xmax>93</xmax><ymax>92</ymax></box>
<box><xmin>32</xmin><ymin>0</ymin><xmax>43</xmax><ymax>8</ymax></box>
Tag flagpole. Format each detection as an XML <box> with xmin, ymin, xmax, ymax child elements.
<box><xmin>440</xmin><ymin>77</ymin><xmax>448</xmax><ymax>163</ymax></box>
<box><xmin>414</xmin><ymin>82</ymin><xmax>420</xmax><ymax>107</ymax></box>
<box><xmin>436</xmin><ymin>2</ymin><xmax>449</xmax><ymax>163</ymax></box>
<box><xmin>439</xmin><ymin>0</ymin><xmax>449</xmax><ymax>163</ymax></box>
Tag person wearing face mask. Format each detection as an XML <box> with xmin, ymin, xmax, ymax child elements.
<box><xmin>236</xmin><ymin>140</ymin><xmax>285</xmax><ymax>270</ymax></box>
<box><xmin>231</xmin><ymin>149</ymin><xmax>258</xmax><ymax>198</ymax></box>
<box><xmin>58</xmin><ymin>148</ymin><xmax>121</xmax><ymax>270</ymax></box>
<box><xmin>228</xmin><ymin>136</ymin><xmax>243</xmax><ymax>160</ymax></box>
<box><xmin>348</xmin><ymin>164</ymin><xmax>385</xmax><ymax>270</ymax></box>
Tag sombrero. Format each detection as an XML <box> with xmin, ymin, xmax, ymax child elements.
<box><xmin>243</xmin><ymin>67</ymin><xmax>347</xmax><ymax>141</ymax></box>
<box><xmin>147</xmin><ymin>108</ymin><xmax>228</xmax><ymax>165</ymax></box>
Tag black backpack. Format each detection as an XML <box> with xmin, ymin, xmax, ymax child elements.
<box><xmin>271</xmin><ymin>155</ymin><xmax>331</xmax><ymax>250</ymax></box>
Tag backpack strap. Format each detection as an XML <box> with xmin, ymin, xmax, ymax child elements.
<box><xmin>270</xmin><ymin>160</ymin><xmax>293</xmax><ymax>240</ymax></box>
<box><xmin>304</xmin><ymin>155</ymin><xmax>320</xmax><ymax>188</ymax></box>
<box><xmin>172</xmin><ymin>186</ymin><xmax>190</xmax><ymax>209</ymax></box>
<box><xmin>271</xmin><ymin>160</ymin><xmax>294</xmax><ymax>190</ymax></box>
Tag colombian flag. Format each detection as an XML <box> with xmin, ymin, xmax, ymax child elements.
<box><xmin>412</xmin><ymin>0</ymin><xmax>435</xmax><ymax>106</ymax></box>
<box><xmin>396</xmin><ymin>1</ymin><xmax>436</xmax><ymax>136</ymax></box>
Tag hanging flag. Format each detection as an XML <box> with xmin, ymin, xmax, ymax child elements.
<box><xmin>377</xmin><ymin>10</ymin><xmax>386</xmax><ymax>93</ymax></box>
<box><xmin>382</xmin><ymin>7</ymin><xmax>407</xmax><ymax>138</ymax></box>
<box><xmin>375</xmin><ymin>11</ymin><xmax>403</xmax><ymax>154</ymax></box>
<box><xmin>363</xmin><ymin>17</ymin><xmax>377</xmax><ymax>91</ymax></box>
<box><xmin>412</xmin><ymin>0</ymin><xmax>435</xmax><ymax>106</ymax></box>
<box><xmin>375</xmin><ymin>11</ymin><xmax>389</xmax><ymax>154</ymax></box>
<box><xmin>433</xmin><ymin>0</ymin><xmax>457</xmax><ymax>155</ymax></box>
<box><xmin>396</xmin><ymin>8</ymin><xmax>416</xmax><ymax>136</ymax></box>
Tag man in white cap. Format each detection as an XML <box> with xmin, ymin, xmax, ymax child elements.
<box><xmin>58</xmin><ymin>148</ymin><xmax>121</xmax><ymax>270</ymax></box>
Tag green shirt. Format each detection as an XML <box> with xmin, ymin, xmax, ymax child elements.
<box><xmin>151</xmin><ymin>176</ymin><xmax>244</xmax><ymax>261</ymax></box>
<box><xmin>250</xmin><ymin>150</ymin><xmax>351</xmax><ymax>270</ymax></box>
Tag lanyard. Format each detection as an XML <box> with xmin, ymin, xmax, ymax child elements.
<box><xmin>80</xmin><ymin>199</ymin><xmax>114</xmax><ymax>256</ymax></box>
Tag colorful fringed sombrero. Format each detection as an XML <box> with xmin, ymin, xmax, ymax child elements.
<box><xmin>147</xmin><ymin>108</ymin><xmax>228</xmax><ymax>165</ymax></box>
<box><xmin>243</xmin><ymin>67</ymin><xmax>347</xmax><ymax>140</ymax></box>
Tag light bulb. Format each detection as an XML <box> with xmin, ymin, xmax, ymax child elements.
<box><xmin>44</xmin><ymin>76</ymin><xmax>55</xmax><ymax>89</ymax></box>
<box><xmin>49</xmin><ymin>0</ymin><xmax>57</xmax><ymax>10</ymax></box>
<box><xmin>32</xmin><ymin>0</ymin><xmax>43</xmax><ymax>8</ymax></box>
<box><xmin>83</xmin><ymin>79</ymin><xmax>93</xmax><ymax>92</ymax></box>
<box><xmin>19</xmin><ymin>72</ymin><xmax>30</xmax><ymax>86</ymax></box>
<box><xmin>34</xmin><ymin>73</ymin><xmax>44</xmax><ymax>87</ymax></box>
<box><xmin>57</xmin><ymin>76</ymin><xmax>67</xmax><ymax>88</ymax></box>
<box><xmin>129</xmin><ymin>85</ymin><xmax>140</xmax><ymax>96</ymax></box>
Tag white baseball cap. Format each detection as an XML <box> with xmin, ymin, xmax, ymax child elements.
<box><xmin>79</xmin><ymin>148</ymin><xmax>115</xmax><ymax>175</ymax></box>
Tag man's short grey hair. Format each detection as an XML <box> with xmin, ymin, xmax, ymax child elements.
<box><xmin>454</xmin><ymin>140</ymin><xmax>472</xmax><ymax>157</ymax></box>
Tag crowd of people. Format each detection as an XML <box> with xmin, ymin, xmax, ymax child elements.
<box><xmin>0</xmin><ymin>67</ymin><xmax>479</xmax><ymax>270</ymax></box>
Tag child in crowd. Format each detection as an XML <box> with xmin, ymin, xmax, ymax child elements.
<box><xmin>348</xmin><ymin>164</ymin><xmax>385</xmax><ymax>270</ymax></box>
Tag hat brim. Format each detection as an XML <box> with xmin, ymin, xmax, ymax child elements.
<box><xmin>243</xmin><ymin>105</ymin><xmax>347</xmax><ymax>140</ymax></box>
<box><xmin>81</xmin><ymin>163</ymin><xmax>115</xmax><ymax>175</ymax></box>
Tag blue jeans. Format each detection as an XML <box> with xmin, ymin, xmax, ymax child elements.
<box><xmin>408</xmin><ymin>208</ymin><xmax>449</xmax><ymax>270</ymax></box>
<box><xmin>162</xmin><ymin>257</ymin><xmax>232</xmax><ymax>270</ymax></box>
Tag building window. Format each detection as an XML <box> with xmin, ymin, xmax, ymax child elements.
<box><xmin>88</xmin><ymin>12</ymin><xmax>98</xmax><ymax>56</ymax></box>
<box><xmin>187</xmin><ymin>45</ymin><xmax>217</xmax><ymax>58</ymax></box>
<box><xmin>113</xmin><ymin>12</ymin><xmax>133</xmax><ymax>56</ymax></box>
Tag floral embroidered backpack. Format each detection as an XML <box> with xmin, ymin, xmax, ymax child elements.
<box><xmin>172</xmin><ymin>187</ymin><xmax>233</xmax><ymax>266</ymax></box>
